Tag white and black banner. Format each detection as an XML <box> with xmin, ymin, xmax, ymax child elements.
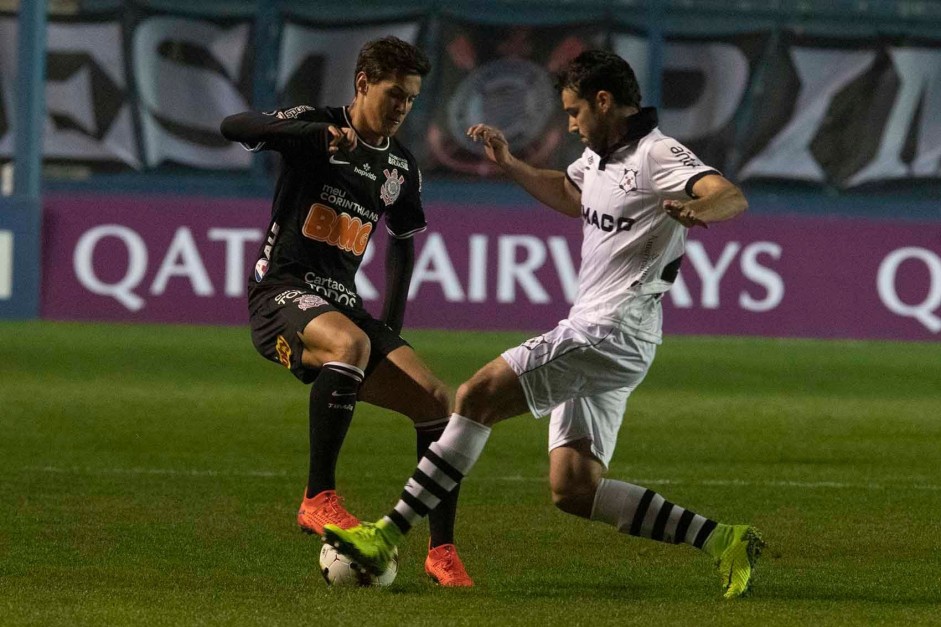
<box><xmin>614</xmin><ymin>31</ymin><xmax>768</xmax><ymax>174</ymax></box>
<box><xmin>0</xmin><ymin>9</ymin><xmax>939</xmax><ymax>186</ymax></box>
<box><xmin>0</xmin><ymin>15</ymin><xmax>138</xmax><ymax>168</ymax></box>
<box><xmin>278</xmin><ymin>19</ymin><xmax>421</xmax><ymax>113</ymax></box>
<box><xmin>737</xmin><ymin>35</ymin><xmax>941</xmax><ymax>187</ymax></box>
<box><xmin>131</xmin><ymin>10</ymin><xmax>254</xmax><ymax>169</ymax></box>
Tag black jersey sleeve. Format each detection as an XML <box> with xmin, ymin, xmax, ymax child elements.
<box><xmin>384</xmin><ymin>159</ymin><xmax>427</xmax><ymax>239</ymax></box>
<box><xmin>220</xmin><ymin>109</ymin><xmax>333</xmax><ymax>157</ymax></box>
<box><xmin>381</xmin><ymin>236</ymin><xmax>415</xmax><ymax>335</ymax></box>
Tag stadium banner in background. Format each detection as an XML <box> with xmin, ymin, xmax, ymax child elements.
<box><xmin>612</xmin><ymin>31</ymin><xmax>770</xmax><ymax>174</ymax></box>
<box><xmin>41</xmin><ymin>195</ymin><xmax>941</xmax><ymax>341</ymax></box>
<box><xmin>0</xmin><ymin>9</ymin><xmax>939</xmax><ymax>186</ymax></box>
<box><xmin>130</xmin><ymin>8</ymin><xmax>255</xmax><ymax>170</ymax></box>
<box><xmin>424</xmin><ymin>20</ymin><xmax>606</xmax><ymax>175</ymax></box>
<box><xmin>736</xmin><ymin>34</ymin><xmax>941</xmax><ymax>187</ymax></box>
<box><xmin>0</xmin><ymin>14</ymin><xmax>139</xmax><ymax>170</ymax></box>
<box><xmin>278</xmin><ymin>19</ymin><xmax>422</xmax><ymax>116</ymax></box>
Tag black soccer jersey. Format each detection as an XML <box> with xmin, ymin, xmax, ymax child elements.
<box><xmin>222</xmin><ymin>105</ymin><xmax>426</xmax><ymax>311</ymax></box>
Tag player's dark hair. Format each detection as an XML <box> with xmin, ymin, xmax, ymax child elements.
<box><xmin>555</xmin><ymin>50</ymin><xmax>641</xmax><ymax>108</ymax></box>
<box><xmin>355</xmin><ymin>36</ymin><xmax>431</xmax><ymax>83</ymax></box>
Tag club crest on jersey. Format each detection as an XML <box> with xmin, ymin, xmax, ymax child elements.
<box><xmin>296</xmin><ymin>295</ymin><xmax>327</xmax><ymax>311</ymax></box>
<box><xmin>380</xmin><ymin>168</ymin><xmax>405</xmax><ymax>206</ymax></box>
<box><xmin>619</xmin><ymin>168</ymin><xmax>638</xmax><ymax>193</ymax></box>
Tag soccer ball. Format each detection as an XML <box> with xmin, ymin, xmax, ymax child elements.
<box><xmin>319</xmin><ymin>542</ymin><xmax>398</xmax><ymax>587</ymax></box>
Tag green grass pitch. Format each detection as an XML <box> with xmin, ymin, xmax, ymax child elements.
<box><xmin>1</xmin><ymin>321</ymin><xmax>940</xmax><ymax>625</ymax></box>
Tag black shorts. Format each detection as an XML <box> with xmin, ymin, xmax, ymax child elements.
<box><xmin>248</xmin><ymin>284</ymin><xmax>408</xmax><ymax>384</ymax></box>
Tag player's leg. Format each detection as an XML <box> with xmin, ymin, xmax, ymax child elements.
<box><xmin>298</xmin><ymin>309</ymin><xmax>370</xmax><ymax>504</ymax></box>
<box><xmin>587</xmin><ymin>459</ymin><xmax>765</xmax><ymax>598</ymax></box>
<box><xmin>350</xmin><ymin>317</ymin><xmax>469</xmax><ymax>553</ymax></box>
<box><xmin>295</xmin><ymin>310</ymin><xmax>372</xmax><ymax>535</ymax></box>
<box><xmin>357</xmin><ymin>345</ymin><xmax>473</xmax><ymax>586</ymax></box>
<box><xmin>248</xmin><ymin>289</ymin><xmax>367</xmax><ymax>535</ymax></box>
<box><xmin>358</xmin><ymin>347</ymin><xmax>462</xmax><ymax>550</ymax></box>
<box><xmin>323</xmin><ymin>320</ymin><xmax>629</xmax><ymax>572</ymax></box>
<box><xmin>324</xmin><ymin>355</ymin><xmax>525</xmax><ymax>573</ymax></box>
<box><xmin>549</xmin><ymin>387</ymin><xmax>764</xmax><ymax>598</ymax></box>
<box><xmin>548</xmin><ymin>438</ymin><xmax>605</xmax><ymax>518</ymax></box>
<box><xmin>380</xmin><ymin>355</ymin><xmax>527</xmax><ymax>535</ymax></box>
<box><xmin>549</xmin><ymin>420</ymin><xmax>725</xmax><ymax>546</ymax></box>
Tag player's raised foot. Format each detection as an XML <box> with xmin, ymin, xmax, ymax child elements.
<box><xmin>425</xmin><ymin>543</ymin><xmax>474</xmax><ymax>587</ymax></box>
<box><xmin>323</xmin><ymin>519</ymin><xmax>402</xmax><ymax>576</ymax></box>
<box><xmin>705</xmin><ymin>524</ymin><xmax>765</xmax><ymax>599</ymax></box>
<box><xmin>297</xmin><ymin>489</ymin><xmax>360</xmax><ymax>536</ymax></box>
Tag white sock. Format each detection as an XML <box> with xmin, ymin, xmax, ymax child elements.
<box><xmin>590</xmin><ymin>478</ymin><xmax>718</xmax><ymax>548</ymax></box>
<box><xmin>385</xmin><ymin>414</ymin><xmax>491</xmax><ymax>534</ymax></box>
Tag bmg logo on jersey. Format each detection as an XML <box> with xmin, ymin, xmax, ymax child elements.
<box><xmin>302</xmin><ymin>204</ymin><xmax>373</xmax><ymax>256</ymax></box>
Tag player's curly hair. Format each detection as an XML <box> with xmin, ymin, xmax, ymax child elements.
<box><xmin>355</xmin><ymin>36</ymin><xmax>431</xmax><ymax>83</ymax></box>
<box><xmin>555</xmin><ymin>50</ymin><xmax>641</xmax><ymax>108</ymax></box>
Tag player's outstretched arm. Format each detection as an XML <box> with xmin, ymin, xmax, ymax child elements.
<box><xmin>219</xmin><ymin>110</ymin><xmax>355</xmax><ymax>155</ymax></box>
<box><xmin>466</xmin><ymin>124</ymin><xmax>581</xmax><ymax>218</ymax></box>
<box><xmin>663</xmin><ymin>174</ymin><xmax>748</xmax><ymax>228</ymax></box>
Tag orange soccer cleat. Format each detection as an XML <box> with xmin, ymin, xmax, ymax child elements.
<box><xmin>424</xmin><ymin>543</ymin><xmax>474</xmax><ymax>587</ymax></box>
<box><xmin>297</xmin><ymin>490</ymin><xmax>360</xmax><ymax>536</ymax></box>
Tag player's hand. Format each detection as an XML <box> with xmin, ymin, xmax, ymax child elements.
<box><xmin>466</xmin><ymin>124</ymin><xmax>511</xmax><ymax>166</ymax></box>
<box><xmin>663</xmin><ymin>199</ymin><xmax>708</xmax><ymax>229</ymax></box>
<box><xmin>326</xmin><ymin>125</ymin><xmax>357</xmax><ymax>154</ymax></box>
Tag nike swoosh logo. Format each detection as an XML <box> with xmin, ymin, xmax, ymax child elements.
<box><xmin>329</xmin><ymin>155</ymin><xmax>350</xmax><ymax>165</ymax></box>
<box><xmin>331</xmin><ymin>391</ymin><xmax>356</xmax><ymax>398</ymax></box>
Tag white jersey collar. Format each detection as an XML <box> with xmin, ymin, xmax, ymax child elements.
<box><xmin>343</xmin><ymin>106</ymin><xmax>390</xmax><ymax>152</ymax></box>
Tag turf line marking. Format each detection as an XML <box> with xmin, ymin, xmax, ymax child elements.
<box><xmin>23</xmin><ymin>465</ymin><xmax>289</xmax><ymax>478</ymax></box>
<box><xmin>492</xmin><ymin>474</ymin><xmax>941</xmax><ymax>491</ymax></box>
<box><xmin>22</xmin><ymin>466</ymin><xmax>941</xmax><ymax>491</ymax></box>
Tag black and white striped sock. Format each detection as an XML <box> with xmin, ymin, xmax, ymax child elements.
<box><xmin>590</xmin><ymin>478</ymin><xmax>718</xmax><ymax>549</ymax></box>
<box><xmin>415</xmin><ymin>418</ymin><xmax>461</xmax><ymax>547</ymax></box>
<box><xmin>383</xmin><ymin>414</ymin><xmax>491</xmax><ymax>535</ymax></box>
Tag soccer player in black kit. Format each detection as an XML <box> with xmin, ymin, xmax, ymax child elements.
<box><xmin>220</xmin><ymin>36</ymin><xmax>472</xmax><ymax>586</ymax></box>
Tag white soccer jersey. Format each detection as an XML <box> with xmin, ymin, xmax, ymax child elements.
<box><xmin>565</xmin><ymin>123</ymin><xmax>719</xmax><ymax>342</ymax></box>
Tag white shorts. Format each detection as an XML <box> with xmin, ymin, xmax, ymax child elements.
<box><xmin>501</xmin><ymin>317</ymin><xmax>656</xmax><ymax>468</ymax></box>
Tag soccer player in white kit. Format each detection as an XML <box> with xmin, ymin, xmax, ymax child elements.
<box><xmin>326</xmin><ymin>50</ymin><xmax>763</xmax><ymax>598</ymax></box>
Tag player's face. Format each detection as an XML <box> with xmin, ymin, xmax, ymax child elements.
<box><xmin>356</xmin><ymin>72</ymin><xmax>422</xmax><ymax>141</ymax></box>
<box><xmin>561</xmin><ymin>87</ymin><xmax>607</xmax><ymax>154</ymax></box>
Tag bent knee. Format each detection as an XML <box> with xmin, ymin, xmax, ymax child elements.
<box><xmin>406</xmin><ymin>381</ymin><xmax>451</xmax><ymax>420</ymax></box>
<box><xmin>428</xmin><ymin>382</ymin><xmax>451</xmax><ymax>416</ymax></box>
<box><xmin>455</xmin><ymin>378</ymin><xmax>494</xmax><ymax>422</ymax></box>
<box><xmin>550</xmin><ymin>479</ymin><xmax>599</xmax><ymax>519</ymax></box>
<box><xmin>552</xmin><ymin>489</ymin><xmax>596</xmax><ymax>518</ymax></box>
<box><xmin>321</xmin><ymin>329</ymin><xmax>371</xmax><ymax>367</ymax></box>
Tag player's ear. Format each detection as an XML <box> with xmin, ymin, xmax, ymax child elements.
<box><xmin>596</xmin><ymin>90</ymin><xmax>613</xmax><ymax>113</ymax></box>
<box><xmin>354</xmin><ymin>71</ymin><xmax>369</xmax><ymax>96</ymax></box>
